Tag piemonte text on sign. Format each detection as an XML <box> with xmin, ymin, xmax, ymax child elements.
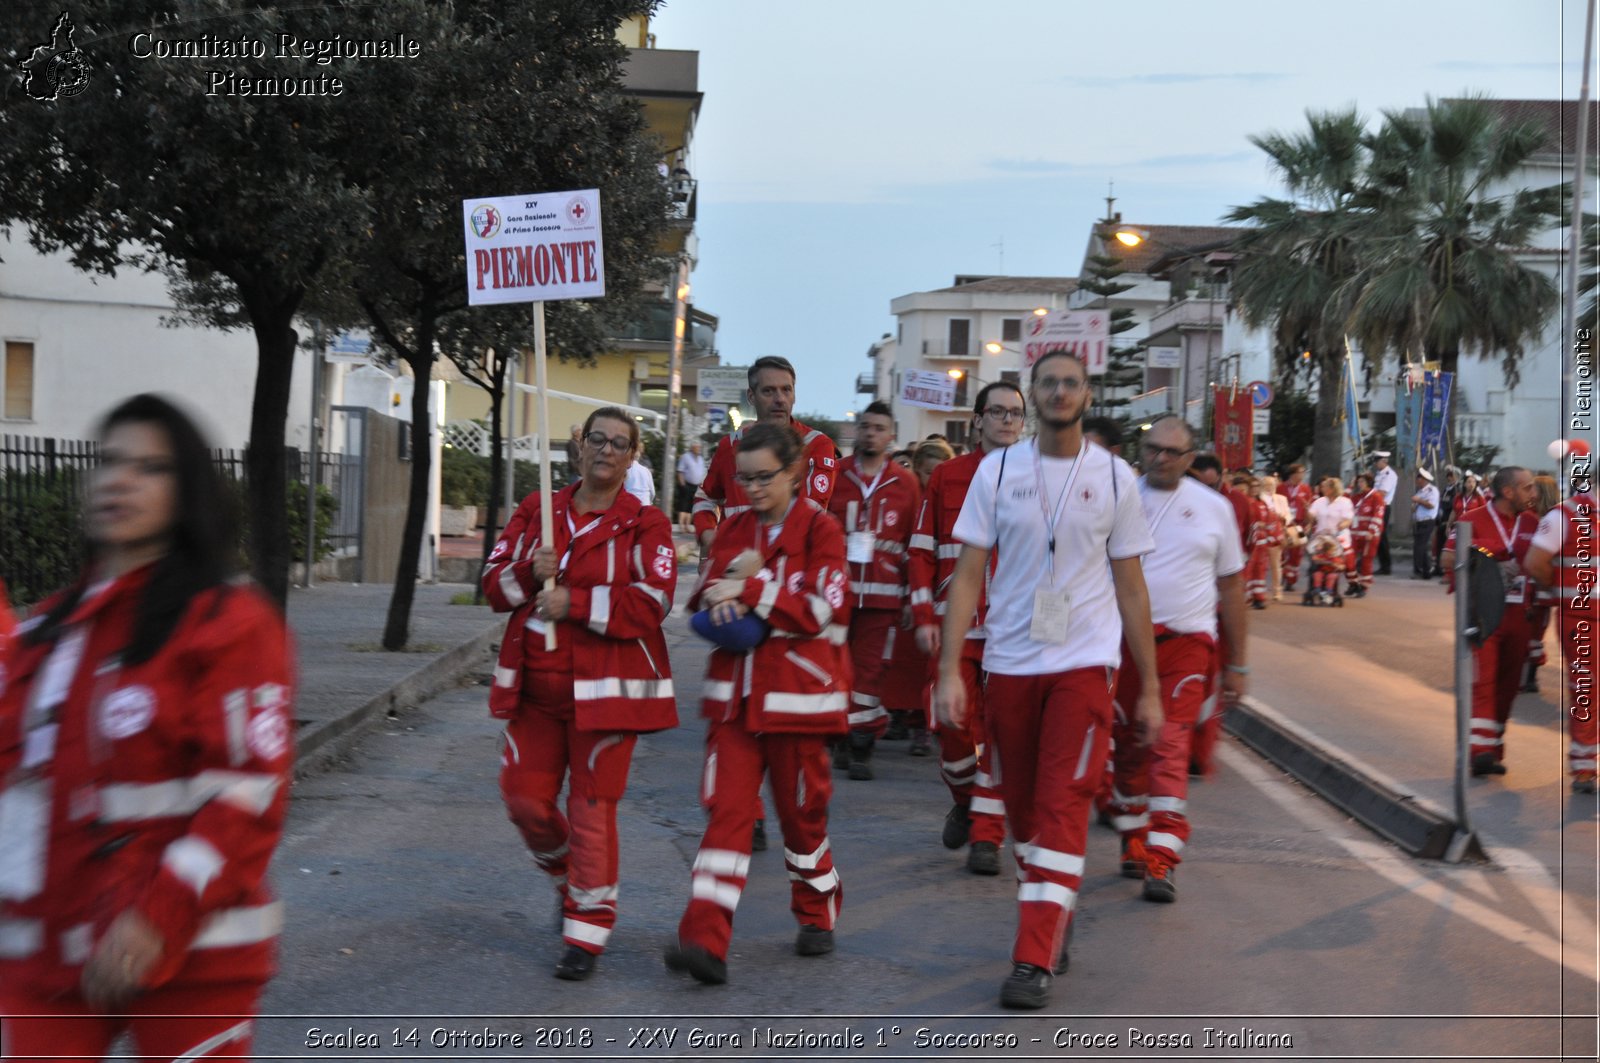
<box><xmin>462</xmin><ymin>189</ymin><xmax>605</xmax><ymax>305</ymax></box>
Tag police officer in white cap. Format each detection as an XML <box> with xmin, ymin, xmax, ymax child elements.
<box><xmin>1410</xmin><ymin>468</ymin><xmax>1440</xmax><ymax>579</ymax></box>
<box><xmin>1370</xmin><ymin>452</ymin><xmax>1398</xmax><ymax>575</ymax></box>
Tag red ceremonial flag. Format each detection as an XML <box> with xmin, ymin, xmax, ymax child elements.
<box><xmin>1213</xmin><ymin>387</ymin><xmax>1253</xmax><ymax>470</ymax></box>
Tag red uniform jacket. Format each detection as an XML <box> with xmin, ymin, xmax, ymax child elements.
<box><xmin>827</xmin><ymin>456</ymin><xmax>920</xmax><ymax>613</ymax></box>
<box><xmin>1278</xmin><ymin>481</ymin><xmax>1313</xmax><ymax>526</ymax></box>
<box><xmin>1453</xmin><ymin>488</ymin><xmax>1490</xmax><ymax>523</ymax></box>
<box><xmin>694</xmin><ymin>500</ymin><xmax>851</xmax><ymax>735</ymax></box>
<box><xmin>1542</xmin><ymin>494</ymin><xmax>1597</xmax><ymax>615</ymax></box>
<box><xmin>0</xmin><ymin>570</ymin><xmax>294</xmax><ymax>996</ymax></box>
<box><xmin>483</xmin><ymin>484</ymin><xmax>678</xmax><ymax>732</ymax></box>
<box><xmin>1247</xmin><ymin>496</ymin><xmax>1286</xmax><ymax>549</ymax></box>
<box><xmin>1350</xmin><ymin>488</ymin><xmax>1386</xmax><ymax>545</ymax></box>
<box><xmin>1446</xmin><ymin>503</ymin><xmax>1538</xmax><ymax>601</ymax></box>
<box><xmin>908</xmin><ymin>448</ymin><xmax>995</xmax><ymax>647</ymax></box>
<box><xmin>691</xmin><ymin>419</ymin><xmax>837</xmax><ymax>539</ymax></box>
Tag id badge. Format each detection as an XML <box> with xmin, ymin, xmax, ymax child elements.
<box><xmin>1505</xmin><ymin>575</ymin><xmax>1527</xmax><ymax>605</ymax></box>
<box><xmin>0</xmin><ymin>779</ymin><xmax>50</xmax><ymax>901</ymax></box>
<box><xmin>1030</xmin><ymin>588</ymin><xmax>1072</xmax><ymax>644</ymax></box>
<box><xmin>847</xmin><ymin>530</ymin><xmax>876</xmax><ymax>565</ymax></box>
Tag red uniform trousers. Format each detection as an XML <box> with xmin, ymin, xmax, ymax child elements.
<box><xmin>1243</xmin><ymin>545</ymin><xmax>1271</xmax><ymax>602</ymax></box>
<box><xmin>1348</xmin><ymin>534</ymin><xmax>1379</xmax><ymax>589</ymax></box>
<box><xmin>1</xmin><ymin>982</ymin><xmax>259</xmax><ymax>1063</ymax></box>
<box><xmin>880</xmin><ymin>621</ymin><xmax>929</xmax><ymax>716</ymax></box>
<box><xmin>1108</xmin><ymin>634</ymin><xmax>1216</xmax><ymax>865</ymax></box>
<box><xmin>500</xmin><ymin>669</ymin><xmax>638</xmax><ymax>956</ymax></box>
<box><xmin>846</xmin><ymin>608</ymin><xmax>898</xmax><ymax>738</ymax></box>
<box><xmin>677</xmin><ymin>717</ymin><xmax>841</xmax><ymax>961</ymax></box>
<box><xmin>1282</xmin><ymin>542</ymin><xmax>1304</xmax><ymax>589</ymax></box>
<box><xmin>1468</xmin><ymin>605</ymin><xmax>1534</xmax><ymax>764</ymax></box>
<box><xmin>982</xmin><ymin>668</ymin><xmax>1113</xmax><ymax>971</ymax></box>
<box><xmin>1525</xmin><ymin>602</ymin><xmax>1551</xmax><ymax>669</ymax></box>
<box><xmin>1188</xmin><ymin>623</ymin><xmax>1230</xmax><ymax>776</ymax></box>
<box><xmin>936</xmin><ymin>646</ymin><xmax>1006</xmax><ymax>847</ymax></box>
<box><xmin>1560</xmin><ymin>611</ymin><xmax>1600</xmax><ymax>775</ymax></box>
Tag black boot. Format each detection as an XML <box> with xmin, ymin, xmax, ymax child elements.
<box><xmin>847</xmin><ymin>732</ymin><xmax>875</xmax><ymax>781</ymax></box>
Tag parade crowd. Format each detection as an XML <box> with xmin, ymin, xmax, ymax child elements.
<box><xmin>0</xmin><ymin>367</ymin><xmax>1592</xmax><ymax>1060</ymax></box>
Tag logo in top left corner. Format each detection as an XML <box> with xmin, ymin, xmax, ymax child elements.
<box><xmin>20</xmin><ymin>11</ymin><xmax>91</xmax><ymax>101</ymax></box>
<box><xmin>470</xmin><ymin>204</ymin><xmax>502</xmax><ymax>239</ymax></box>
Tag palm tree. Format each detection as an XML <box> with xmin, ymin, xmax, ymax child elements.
<box><xmin>1225</xmin><ymin>108</ymin><xmax>1378</xmax><ymax>477</ymax></box>
<box><xmin>1348</xmin><ymin>96</ymin><xmax>1565</xmax><ymax>391</ymax></box>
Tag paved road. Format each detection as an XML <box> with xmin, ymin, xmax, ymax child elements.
<box><xmin>256</xmin><ymin>604</ymin><xmax>1599</xmax><ymax>1062</ymax></box>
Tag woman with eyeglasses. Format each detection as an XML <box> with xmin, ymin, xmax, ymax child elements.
<box><xmin>665</xmin><ymin>423</ymin><xmax>850</xmax><ymax>986</ymax></box>
<box><xmin>482</xmin><ymin>406</ymin><xmax>678</xmax><ymax>983</ymax></box>
<box><xmin>0</xmin><ymin>395</ymin><xmax>293</xmax><ymax>1062</ymax></box>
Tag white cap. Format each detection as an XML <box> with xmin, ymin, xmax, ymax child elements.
<box><xmin>1372</xmin><ymin>451</ymin><xmax>1391</xmax><ymax>460</ymax></box>
<box><xmin>1418</xmin><ymin>468</ymin><xmax>1434</xmax><ymax>482</ymax></box>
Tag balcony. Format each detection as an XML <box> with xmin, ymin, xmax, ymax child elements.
<box><xmin>1144</xmin><ymin>296</ymin><xmax>1225</xmax><ymax>347</ymax></box>
<box><xmin>623</xmin><ymin>48</ymin><xmax>699</xmax><ymax>95</ymax></box>
<box><xmin>918</xmin><ymin>338</ymin><xmax>981</xmax><ymax>360</ymax></box>
<box><xmin>855</xmin><ymin>372</ymin><xmax>877</xmax><ymax>396</ymax></box>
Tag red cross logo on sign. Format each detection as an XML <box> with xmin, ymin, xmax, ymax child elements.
<box><xmin>567</xmin><ymin>198</ymin><xmax>591</xmax><ymax>224</ymax></box>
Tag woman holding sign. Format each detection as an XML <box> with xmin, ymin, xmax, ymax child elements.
<box><xmin>481</xmin><ymin>407</ymin><xmax>677</xmax><ymax>982</ymax></box>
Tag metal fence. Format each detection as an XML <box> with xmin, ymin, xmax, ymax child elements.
<box><xmin>1</xmin><ymin>434</ymin><xmax>363</xmax><ymax>608</ymax></box>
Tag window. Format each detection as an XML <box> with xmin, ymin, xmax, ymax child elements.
<box><xmin>3</xmin><ymin>341</ymin><xmax>34</xmax><ymax>420</ymax></box>
<box><xmin>948</xmin><ymin>319</ymin><xmax>970</xmax><ymax>356</ymax></box>
<box><xmin>944</xmin><ymin>419</ymin><xmax>970</xmax><ymax>448</ymax></box>
<box><xmin>952</xmin><ymin>375</ymin><xmax>970</xmax><ymax>409</ymax></box>
<box><xmin>1000</xmin><ymin>369</ymin><xmax>1021</xmax><ymax>386</ymax></box>
<box><xmin>1001</xmin><ymin>318</ymin><xmax>1021</xmax><ymax>342</ymax></box>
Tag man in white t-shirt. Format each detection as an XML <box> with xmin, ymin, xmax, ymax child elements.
<box><xmin>935</xmin><ymin>350</ymin><xmax>1160</xmax><ymax>1010</ymax></box>
<box><xmin>1371</xmin><ymin>451</ymin><xmax>1398</xmax><ymax>575</ymax></box>
<box><xmin>1105</xmin><ymin>415</ymin><xmax>1248</xmax><ymax>904</ymax></box>
<box><xmin>675</xmin><ymin>442</ymin><xmax>706</xmax><ymax>531</ymax></box>
<box><xmin>624</xmin><ymin>442</ymin><xmax>655</xmax><ymax>506</ymax></box>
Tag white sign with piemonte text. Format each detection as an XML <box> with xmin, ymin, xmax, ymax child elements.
<box><xmin>462</xmin><ymin>189</ymin><xmax>605</xmax><ymax>306</ymax></box>
<box><xmin>900</xmin><ymin>369</ymin><xmax>957</xmax><ymax>411</ymax></box>
<box><xmin>1023</xmin><ymin>310</ymin><xmax>1110</xmax><ymax>376</ymax></box>
<box><xmin>696</xmin><ymin>367</ymin><xmax>749</xmax><ymax>405</ymax></box>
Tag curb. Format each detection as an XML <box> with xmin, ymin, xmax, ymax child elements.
<box><xmin>1224</xmin><ymin>697</ymin><xmax>1476</xmax><ymax>861</ymax></box>
<box><xmin>294</xmin><ymin>623</ymin><xmax>500</xmax><ymax>774</ymax></box>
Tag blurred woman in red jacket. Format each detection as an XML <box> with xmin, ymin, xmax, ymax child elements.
<box><xmin>0</xmin><ymin>394</ymin><xmax>293</xmax><ymax>1062</ymax></box>
<box><xmin>666</xmin><ymin>423</ymin><xmax>850</xmax><ymax>985</ymax></box>
<box><xmin>481</xmin><ymin>407</ymin><xmax>677</xmax><ymax>983</ymax></box>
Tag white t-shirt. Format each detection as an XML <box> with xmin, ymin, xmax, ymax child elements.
<box><xmin>624</xmin><ymin>461</ymin><xmax>655</xmax><ymax>506</ymax></box>
<box><xmin>1374</xmin><ymin>465</ymin><xmax>1398</xmax><ymax>504</ymax></box>
<box><xmin>1137</xmin><ymin>477</ymin><xmax>1245</xmax><ymax>638</ymax></box>
<box><xmin>1309</xmin><ymin>495</ymin><xmax>1354</xmax><ymax>541</ymax></box>
<box><xmin>677</xmin><ymin>451</ymin><xmax>706</xmax><ymax>486</ymax></box>
<box><xmin>952</xmin><ymin>438</ymin><xmax>1153</xmax><ymax>676</ymax></box>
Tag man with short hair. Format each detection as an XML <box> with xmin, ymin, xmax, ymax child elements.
<box><xmin>1107</xmin><ymin>414</ymin><xmax>1247</xmax><ymax>903</ymax></box>
<box><xmin>935</xmin><ymin>350</ymin><xmax>1160</xmax><ymax>1009</ymax></box>
<box><xmin>676</xmin><ymin>441</ymin><xmax>706</xmax><ymax>532</ymax></box>
<box><xmin>828</xmin><ymin>400</ymin><xmax>920</xmax><ymax>780</ymax></box>
<box><xmin>1409</xmin><ymin>469</ymin><xmax>1440</xmax><ymax>579</ymax></box>
<box><xmin>1443</xmin><ymin>465</ymin><xmax>1539</xmax><ymax>777</ymax></box>
<box><xmin>1371</xmin><ymin>451</ymin><xmax>1398</xmax><ymax>575</ymax></box>
<box><xmin>909</xmin><ymin>381</ymin><xmax>1025</xmax><ymax>874</ymax></box>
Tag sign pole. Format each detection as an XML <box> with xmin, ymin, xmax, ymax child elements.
<box><xmin>533</xmin><ymin>301</ymin><xmax>557</xmax><ymax>651</ymax></box>
<box><xmin>660</xmin><ymin>256</ymin><xmax>690</xmax><ymax>520</ymax></box>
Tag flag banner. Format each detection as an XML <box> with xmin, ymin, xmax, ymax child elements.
<box><xmin>1339</xmin><ymin>353</ymin><xmax>1363</xmax><ymax>455</ymax></box>
<box><xmin>1419</xmin><ymin>370</ymin><xmax>1454</xmax><ymax>467</ymax></box>
<box><xmin>1213</xmin><ymin>387</ymin><xmax>1254</xmax><ymax>470</ymax></box>
<box><xmin>1394</xmin><ymin>371</ymin><xmax>1424</xmax><ymax>470</ymax></box>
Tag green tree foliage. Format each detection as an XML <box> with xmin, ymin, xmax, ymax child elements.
<box><xmin>1080</xmin><ymin>220</ymin><xmax>1143</xmax><ymax>420</ymax></box>
<box><xmin>1255</xmin><ymin>390</ymin><xmax>1317</xmax><ymax>474</ymax></box>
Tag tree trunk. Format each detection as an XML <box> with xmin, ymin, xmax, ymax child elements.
<box><xmin>383</xmin><ymin>330</ymin><xmax>437</xmax><ymax>651</ymax></box>
<box><xmin>474</xmin><ymin>369</ymin><xmax>505</xmax><ymax>606</ymax></box>
<box><xmin>244</xmin><ymin>302</ymin><xmax>300</xmax><ymax>609</ymax></box>
<box><xmin>1311</xmin><ymin>354</ymin><xmax>1345</xmax><ymax>482</ymax></box>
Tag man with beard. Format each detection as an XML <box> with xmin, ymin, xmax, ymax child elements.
<box><xmin>935</xmin><ymin>350</ymin><xmax>1160</xmax><ymax>1009</ymax></box>
<box><xmin>828</xmin><ymin>401</ymin><xmax>920</xmax><ymax>780</ymax></box>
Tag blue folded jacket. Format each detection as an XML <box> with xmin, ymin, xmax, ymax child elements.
<box><xmin>690</xmin><ymin>608</ymin><xmax>770</xmax><ymax>651</ymax></box>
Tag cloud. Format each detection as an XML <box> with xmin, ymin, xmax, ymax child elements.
<box><xmin>987</xmin><ymin>150</ymin><xmax>1256</xmax><ymax>175</ymax></box>
<box><xmin>1059</xmin><ymin>71</ymin><xmax>1291</xmax><ymax>88</ymax></box>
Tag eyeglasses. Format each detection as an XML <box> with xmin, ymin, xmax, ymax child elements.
<box><xmin>733</xmin><ymin>469</ymin><xmax>783</xmax><ymax>487</ymax></box>
<box><xmin>1141</xmin><ymin>443</ymin><xmax>1195</xmax><ymax>461</ymax></box>
<box><xmin>584</xmin><ymin>432</ymin><xmax>633</xmax><ymax>453</ymax></box>
<box><xmin>1033</xmin><ymin>376</ymin><xmax>1086</xmax><ymax>394</ymax></box>
<box><xmin>980</xmin><ymin>406</ymin><xmax>1026</xmax><ymax>422</ymax></box>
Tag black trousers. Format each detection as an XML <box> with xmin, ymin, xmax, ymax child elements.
<box><xmin>1412</xmin><ymin>519</ymin><xmax>1436</xmax><ymax>577</ymax></box>
<box><xmin>1377</xmin><ymin>504</ymin><xmax>1393</xmax><ymax>574</ymax></box>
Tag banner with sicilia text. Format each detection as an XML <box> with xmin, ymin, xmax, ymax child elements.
<box><xmin>462</xmin><ymin>190</ymin><xmax>604</xmax><ymax>305</ymax></box>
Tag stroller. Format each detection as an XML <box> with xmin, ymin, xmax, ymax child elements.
<box><xmin>1301</xmin><ymin>533</ymin><xmax>1346</xmax><ymax>607</ymax></box>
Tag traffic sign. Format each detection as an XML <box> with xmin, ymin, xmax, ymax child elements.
<box><xmin>1247</xmin><ymin>380</ymin><xmax>1274</xmax><ymax>409</ymax></box>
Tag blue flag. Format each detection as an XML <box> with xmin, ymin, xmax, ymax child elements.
<box><xmin>1419</xmin><ymin>371</ymin><xmax>1454</xmax><ymax>467</ymax></box>
<box><xmin>1340</xmin><ymin>353</ymin><xmax>1363</xmax><ymax>455</ymax></box>
<box><xmin>1394</xmin><ymin>374</ymin><xmax>1424</xmax><ymax>470</ymax></box>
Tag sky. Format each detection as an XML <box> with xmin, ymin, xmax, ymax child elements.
<box><xmin>648</xmin><ymin>0</ymin><xmax>1593</xmax><ymax>421</ymax></box>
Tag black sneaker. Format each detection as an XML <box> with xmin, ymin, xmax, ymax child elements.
<box><xmin>663</xmin><ymin>941</ymin><xmax>728</xmax><ymax>985</ymax></box>
<box><xmin>847</xmin><ymin>735</ymin><xmax>874</xmax><ymax>781</ymax></box>
<box><xmin>554</xmin><ymin>945</ymin><xmax>596</xmax><ymax>981</ymax></box>
<box><xmin>795</xmin><ymin>923</ymin><xmax>835</xmax><ymax>956</ymax></box>
<box><xmin>966</xmin><ymin>841</ymin><xmax>1001</xmax><ymax>876</ymax></box>
<box><xmin>884</xmin><ymin>712</ymin><xmax>910</xmax><ymax>741</ymax></box>
<box><xmin>999</xmin><ymin>963</ymin><xmax>1052</xmax><ymax>1009</ymax></box>
<box><xmin>1573</xmin><ymin>772</ymin><xmax>1597</xmax><ymax>794</ymax></box>
<box><xmin>1120</xmin><ymin>836</ymin><xmax>1149</xmax><ymax>880</ymax></box>
<box><xmin>751</xmin><ymin>819</ymin><xmax>768</xmax><ymax>853</ymax></box>
<box><xmin>1142</xmin><ymin>857</ymin><xmax>1177</xmax><ymax>903</ymax></box>
<box><xmin>831</xmin><ymin>740</ymin><xmax>849</xmax><ymax>771</ymax></box>
<box><xmin>941</xmin><ymin>802</ymin><xmax>971</xmax><ymax>850</ymax></box>
<box><xmin>1471</xmin><ymin>752</ymin><xmax>1507</xmax><ymax>777</ymax></box>
<box><xmin>908</xmin><ymin>728</ymin><xmax>932</xmax><ymax>756</ymax></box>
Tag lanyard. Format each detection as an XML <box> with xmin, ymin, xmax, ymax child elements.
<box><xmin>1139</xmin><ymin>480</ymin><xmax>1184</xmax><ymax>535</ymax></box>
<box><xmin>559</xmin><ymin>509</ymin><xmax>606</xmax><ymax>572</ymax></box>
<box><xmin>1482</xmin><ymin>505</ymin><xmax>1516</xmax><ymax>556</ymax></box>
<box><xmin>1033</xmin><ymin>442</ymin><xmax>1090</xmax><ymax>581</ymax></box>
<box><xmin>847</xmin><ymin>462</ymin><xmax>889</xmax><ymax>530</ymax></box>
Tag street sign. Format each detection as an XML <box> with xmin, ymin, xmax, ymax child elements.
<box><xmin>1253</xmin><ymin>408</ymin><xmax>1271</xmax><ymax>433</ymax></box>
<box><xmin>900</xmin><ymin>369</ymin><xmax>957</xmax><ymax>410</ymax></box>
<box><xmin>325</xmin><ymin>329</ymin><xmax>375</xmax><ymax>365</ymax></box>
<box><xmin>1247</xmin><ymin>380</ymin><xmax>1274</xmax><ymax>409</ymax></box>
<box><xmin>1023</xmin><ymin>310</ymin><xmax>1110</xmax><ymax>375</ymax></box>
<box><xmin>696</xmin><ymin>367</ymin><xmax>749</xmax><ymax>405</ymax></box>
<box><xmin>462</xmin><ymin>188</ymin><xmax>605</xmax><ymax>306</ymax></box>
<box><xmin>1147</xmin><ymin>346</ymin><xmax>1181</xmax><ymax>370</ymax></box>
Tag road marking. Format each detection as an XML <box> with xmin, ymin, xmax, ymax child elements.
<box><xmin>1219</xmin><ymin>743</ymin><xmax>1599</xmax><ymax>983</ymax></box>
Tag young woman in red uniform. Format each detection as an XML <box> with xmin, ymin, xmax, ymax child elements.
<box><xmin>0</xmin><ymin>395</ymin><xmax>294</xmax><ymax>1062</ymax></box>
<box><xmin>666</xmin><ymin>423</ymin><xmax>850</xmax><ymax>985</ymax></box>
<box><xmin>482</xmin><ymin>407</ymin><xmax>677</xmax><ymax>982</ymax></box>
